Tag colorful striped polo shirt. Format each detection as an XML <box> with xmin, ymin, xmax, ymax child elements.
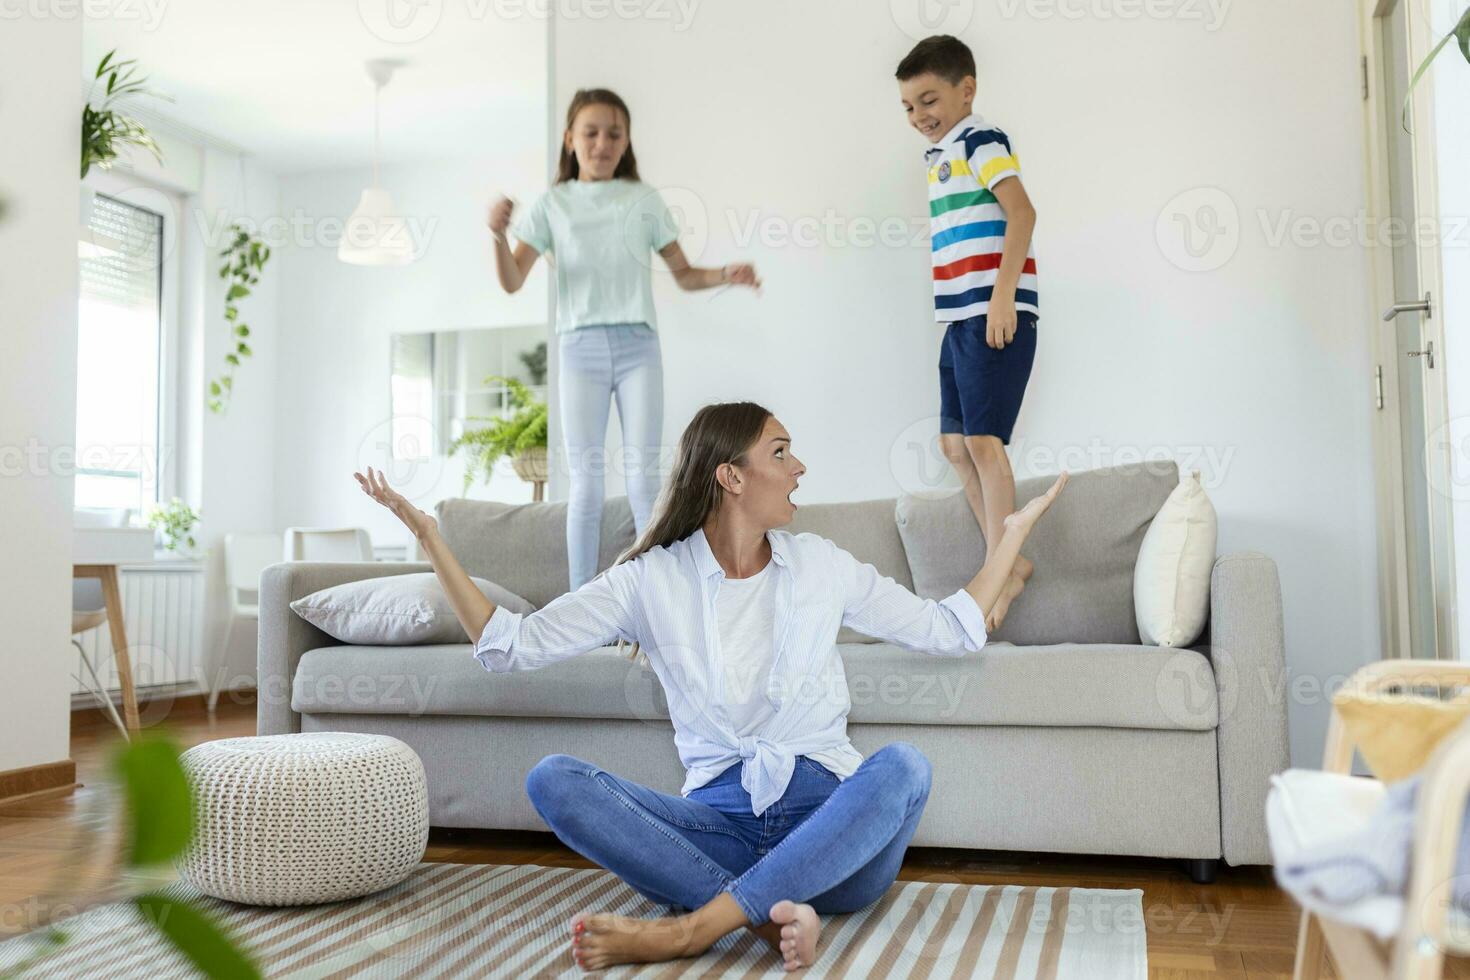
<box><xmin>925</xmin><ymin>113</ymin><xmax>1039</xmax><ymax>322</ymax></box>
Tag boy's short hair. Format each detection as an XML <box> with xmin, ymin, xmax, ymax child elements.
<box><xmin>895</xmin><ymin>35</ymin><xmax>976</xmax><ymax>85</ymax></box>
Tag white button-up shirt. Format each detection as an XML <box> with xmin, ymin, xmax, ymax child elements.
<box><xmin>475</xmin><ymin>526</ymin><xmax>988</xmax><ymax>815</ymax></box>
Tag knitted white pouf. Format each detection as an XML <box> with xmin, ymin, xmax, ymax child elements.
<box><xmin>175</xmin><ymin>732</ymin><xmax>429</xmax><ymax>906</ymax></box>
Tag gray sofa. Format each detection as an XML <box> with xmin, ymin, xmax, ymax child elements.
<box><xmin>259</xmin><ymin>461</ymin><xmax>1289</xmax><ymax>880</ymax></box>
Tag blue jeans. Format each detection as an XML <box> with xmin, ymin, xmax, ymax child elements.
<box><xmin>558</xmin><ymin>323</ymin><xmax>664</xmax><ymax>590</ymax></box>
<box><xmin>524</xmin><ymin>743</ymin><xmax>932</xmax><ymax>926</ymax></box>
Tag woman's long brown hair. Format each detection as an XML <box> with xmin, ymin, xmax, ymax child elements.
<box><xmin>611</xmin><ymin>401</ymin><xmax>773</xmax><ymax>663</ymax></box>
<box><xmin>555</xmin><ymin>88</ymin><xmax>640</xmax><ymax>183</ymax></box>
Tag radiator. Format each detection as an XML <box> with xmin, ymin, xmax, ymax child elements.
<box><xmin>71</xmin><ymin>561</ymin><xmax>206</xmax><ymax>695</ymax></box>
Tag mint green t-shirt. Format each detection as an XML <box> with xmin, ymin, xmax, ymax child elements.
<box><xmin>511</xmin><ymin>179</ymin><xmax>678</xmax><ymax>334</ymax></box>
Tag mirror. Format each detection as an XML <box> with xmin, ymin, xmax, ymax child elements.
<box><xmin>389</xmin><ymin>326</ymin><xmax>548</xmax><ymax>461</ymax></box>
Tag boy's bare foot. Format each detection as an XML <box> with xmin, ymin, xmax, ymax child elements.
<box><xmin>570</xmin><ymin>911</ymin><xmax>710</xmax><ymax>971</ymax></box>
<box><xmin>1003</xmin><ymin>473</ymin><xmax>1069</xmax><ymax>535</ymax></box>
<box><xmin>768</xmin><ymin>900</ymin><xmax>821</xmax><ymax>971</ymax></box>
<box><xmin>986</xmin><ymin>572</ymin><xmax>1026</xmax><ymax>633</ymax></box>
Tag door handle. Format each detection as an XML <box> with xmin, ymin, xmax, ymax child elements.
<box><xmin>1382</xmin><ymin>291</ymin><xmax>1432</xmax><ymax>321</ymax></box>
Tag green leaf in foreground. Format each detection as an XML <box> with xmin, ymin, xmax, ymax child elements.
<box><xmin>133</xmin><ymin>894</ymin><xmax>261</xmax><ymax>980</ymax></box>
<box><xmin>110</xmin><ymin>735</ymin><xmax>193</xmax><ymax>866</ymax></box>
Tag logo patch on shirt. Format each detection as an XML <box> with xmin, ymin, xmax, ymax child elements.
<box><xmin>937</xmin><ymin>161</ymin><xmax>951</xmax><ymax>183</ymax></box>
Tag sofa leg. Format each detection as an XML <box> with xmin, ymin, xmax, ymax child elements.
<box><xmin>1184</xmin><ymin>858</ymin><xmax>1219</xmax><ymax>884</ymax></box>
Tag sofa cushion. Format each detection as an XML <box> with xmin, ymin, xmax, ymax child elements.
<box><xmin>436</xmin><ymin>496</ymin><xmax>636</xmax><ymax>609</ymax></box>
<box><xmin>785</xmin><ymin>498</ymin><xmax>912</xmax><ymax>644</ymax></box>
<box><xmin>1134</xmin><ymin>470</ymin><xmax>1217</xmax><ymax>647</ymax></box>
<box><xmin>897</xmin><ymin>462</ymin><xmax>1179</xmax><ymax>646</ymax></box>
<box><xmin>291</xmin><ymin>640</ymin><xmax>1217</xmax><ymax>731</ymax></box>
<box><xmin>289</xmin><ymin>573</ymin><xmax>536</xmax><ymax>645</ymax></box>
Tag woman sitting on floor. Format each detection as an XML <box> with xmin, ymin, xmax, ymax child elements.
<box><xmin>355</xmin><ymin>400</ymin><xmax>1067</xmax><ymax>972</ymax></box>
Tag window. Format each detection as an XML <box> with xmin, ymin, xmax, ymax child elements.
<box><xmin>76</xmin><ymin>193</ymin><xmax>164</xmax><ymax>516</ymax></box>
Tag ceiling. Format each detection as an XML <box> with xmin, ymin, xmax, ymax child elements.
<box><xmin>83</xmin><ymin>0</ymin><xmax>549</xmax><ymax>174</ymax></box>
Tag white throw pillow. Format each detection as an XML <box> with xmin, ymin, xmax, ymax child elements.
<box><xmin>291</xmin><ymin>573</ymin><xmax>536</xmax><ymax>645</ymax></box>
<box><xmin>1134</xmin><ymin>470</ymin><xmax>1217</xmax><ymax>647</ymax></box>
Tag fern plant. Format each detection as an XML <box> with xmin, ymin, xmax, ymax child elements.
<box><xmin>447</xmin><ymin>376</ymin><xmax>548</xmax><ymax>494</ymax></box>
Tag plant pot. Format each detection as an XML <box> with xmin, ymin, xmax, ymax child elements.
<box><xmin>511</xmin><ymin>446</ymin><xmax>547</xmax><ymax>484</ymax></box>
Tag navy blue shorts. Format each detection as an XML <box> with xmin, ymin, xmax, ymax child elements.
<box><xmin>938</xmin><ymin>312</ymin><xmax>1038</xmax><ymax>443</ymax></box>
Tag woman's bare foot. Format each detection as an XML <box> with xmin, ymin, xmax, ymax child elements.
<box><xmin>986</xmin><ymin>572</ymin><xmax>1026</xmax><ymax>633</ymax></box>
<box><xmin>570</xmin><ymin>910</ymin><xmax>711</xmax><ymax>971</ymax></box>
<box><xmin>1014</xmin><ymin>553</ymin><xmax>1034</xmax><ymax>581</ymax></box>
<box><xmin>1003</xmin><ymin>472</ymin><xmax>1069</xmax><ymax>535</ymax></box>
<box><xmin>768</xmin><ymin>900</ymin><xmax>821</xmax><ymax>971</ymax></box>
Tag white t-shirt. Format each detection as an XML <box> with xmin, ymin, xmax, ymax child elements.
<box><xmin>510</xmin><ymin>178</ymin><xmax>678</xmax><ymax>334</ymax></box>
<box><xmin>715</xmin><ymin>562</ymin><xmax>857</xmax><ymax>783</ymax></box>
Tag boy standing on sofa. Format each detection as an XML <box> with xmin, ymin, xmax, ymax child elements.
<box><xmin>897</xmin><ymin>35</ymin><xmax>1040</xmax><ymax>630</ymax></box>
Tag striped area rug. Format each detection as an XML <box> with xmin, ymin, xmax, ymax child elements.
<box><xmin>0</xmin><ymin>863</ymin><xmax>1146</xmax><ymax>978</ymax></box>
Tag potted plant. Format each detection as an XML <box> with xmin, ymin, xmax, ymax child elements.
<box><xmin>448</xmin><ymin>375</ymin><xmax>548</xmax><ymax>495</ymax></box>
<box><xmin>146</xmin><ymin>497</ymin><xmax>201</xmax><ymax>558</ymax></box>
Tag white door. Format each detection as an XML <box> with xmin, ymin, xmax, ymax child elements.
<box><xmin>1364</xmin><ymin>0</ymin><xmax>1458</xmax><ymax>660</ymax></box>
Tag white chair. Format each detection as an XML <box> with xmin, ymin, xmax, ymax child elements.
<box><xmin>70</xmin><ymin>578</ymin><xmax>128</xmax><ymax>739</ymax></box>
<box><xmin>282</xmin><ymin>527</ymin><xmax>373</xmax><ymax>562</ymax></box>
<box><xmin>207</xmin><ymin>531</ymin><xmax>282</xmax><ymax>713</ymax></box>
<box><xmin>1273</xmin><ymin>660</ymin><xmax>1470</xmax><ymax>980</ymax></box>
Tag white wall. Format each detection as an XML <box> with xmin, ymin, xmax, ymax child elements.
<box><xmin>194</xmin><ymin>151</ymin><xmax>287</xmax><ymax>693</ymax></box>
<box><xmin>272</xmin><ymin>154</ymin><xmax>551</xmax><ymax>564</ymax></box>
<box><xmin>0</xmin><ymin>17</ymin><xmax>80</xmax><ymax>773</ymax></box>
<box><xmin>553</xmin><ymin>0</ymin><xmax>1381</xmax><ymax>766</ymax></box>
<box><xmin>1429</xmin><ymin>0</ymin><xmax>1470</xmax><ymax>662</ymax></box>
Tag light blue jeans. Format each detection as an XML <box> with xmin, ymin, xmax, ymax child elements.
<box><xmin>524</xmin><ymin>743</ymin><xmax>932</xmax><ymax>926</ymax></box>
<box><xmin>558</xmin><ymin>323</ymin><xmax>664</xmax><ymax>590</ymax></box>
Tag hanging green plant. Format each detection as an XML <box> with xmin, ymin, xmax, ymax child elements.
<box><xmin>208</xmin><ymin>224</ymin><xmax>270</xmax><ymax>414</ymax></box>
<box><xmin>81</xmin><ymin>49</ymin><xmax>169</xmax><ymax>179</ymax></box>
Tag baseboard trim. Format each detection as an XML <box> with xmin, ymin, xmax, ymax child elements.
<box><xmin>71</xmin><ymin>687</ymin><xmax>257</xmax><ymax>733</ymax></box>
<box><xmin>0</xmin><ymin>759</ymin><xmax>77</xmax><ymax>806</ymax></box>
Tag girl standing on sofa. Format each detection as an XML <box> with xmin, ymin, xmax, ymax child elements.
<box><xmin>356</xmin><ymin>401</ymin><xmax>1066</xmax><ymax>972</ymax></box>
<box><xmin>487</xmin><ymin>88</ymin><xmax>761</xmax><ymax>591</ymax></box>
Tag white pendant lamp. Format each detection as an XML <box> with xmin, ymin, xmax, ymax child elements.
<box><xmin>339</xmin><ymin>59</ymin><xmax>414</xmax><ymax>266</ymax></box>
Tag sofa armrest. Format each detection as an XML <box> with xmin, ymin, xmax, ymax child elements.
<box><xmin>1208</xmin><ymin>551</ymin><xmax>1291</xmax><ymax>866</ymax></box>
<box><xmin>257</xmin><ymin>561</ymin><xmax>433</xmax><ymax>735</ymax></box>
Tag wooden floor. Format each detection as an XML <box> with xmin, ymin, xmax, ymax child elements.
<box><xmin>2</xmin><ymin>699</ymin><xmax>1462</xmax><ymax>978</ymax></box>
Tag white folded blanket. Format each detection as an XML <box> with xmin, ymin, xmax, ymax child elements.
<box><xmin>1274</xmin><ymin>776</ymin><xmax>1470</xmax><ymax>917</ymax></box>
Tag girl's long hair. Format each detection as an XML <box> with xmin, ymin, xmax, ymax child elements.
<box><xmin>555</xmin><ymin>88</ymin><xmax>640</xmax><ymax>184</ymax></box>
<box><xmin>612</xmin><ymin>401</ymin><xmax>773</xmax><ymax>664</ymax></box>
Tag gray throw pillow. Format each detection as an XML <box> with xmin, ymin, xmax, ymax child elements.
<box><xmin>290</xmin><ymin>572</ymin><xmax>536</xmax><ymax>645</ymax></box>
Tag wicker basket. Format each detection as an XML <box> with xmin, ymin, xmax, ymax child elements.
<box><xmin>511</xmin><ymin>445</ymin><xmax>548</xmax><ymax>483</ymax></box>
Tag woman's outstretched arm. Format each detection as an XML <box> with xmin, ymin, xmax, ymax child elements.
<box><xmin>835</xmin><ymin>472</ymin><xmax>1068</xmax><ymax>656</ymax></box>
<box><xmin>355</xmin><ymin>466</ymin><xmax>641</xmax><ymax>671</ymax></box>
<box><xmin>963</xmin><ymin>472</ymin><xmax>1068</xmax><ymax>617</ymax></box>
<box><xmin>356</xmin><ymin>466</ymin><xmax>496</xmax><ymax>644</ymax></box>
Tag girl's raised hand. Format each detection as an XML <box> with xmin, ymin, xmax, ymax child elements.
<box><xmin>487</xmin><ymin>196</ymin><xmax>515</xmax><ymax>238</ymax></box>
<box><xmin>354</xmin><ymin>466</ymin><xmax>437</xmax><ymax>541</ymax></box>
<box><xmin>722</xmin><ymin>263</ymin><xmax>762</xmax><ymax>290</ymax></box>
